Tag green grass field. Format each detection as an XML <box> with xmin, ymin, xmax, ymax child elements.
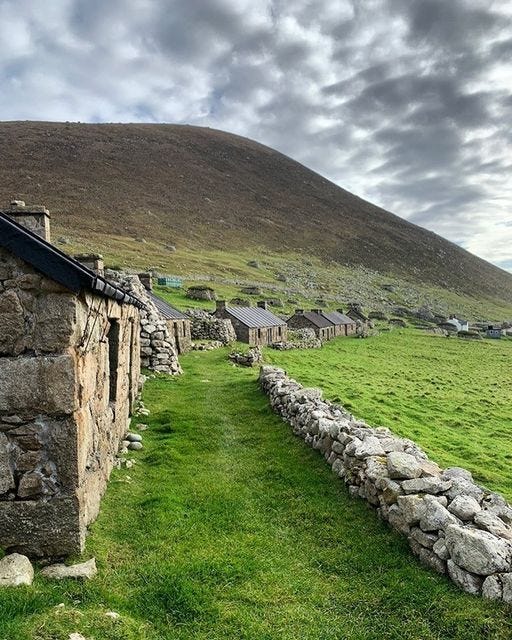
<box><xmin>265</xmin><ymin>328</ymin><xmax>512</xmax><ymax>499</ymax></box>
<box><xmin>1</xmin><ymin>347</ymin><xmax>511</xmax><ymax>639</ymax></box>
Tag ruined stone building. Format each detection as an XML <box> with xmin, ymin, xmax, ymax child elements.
<box><xmin>346</xmin><ymin>304</ymin><xmax>368</xmax><ymax>324</ymax></box>
<box><xmin>287</xmin><ymin>309</ymin><xmax>336</xmax><ymax>341</ymax></box>
<box><xmin>214</xmin><ymin>300</ymin><xmax>287</xmax><ymax>346</ymax></box>
<box><xmin>0</xmin><ymin>202</ymin><xmax>143</xmax><ymax>557</ymax></box>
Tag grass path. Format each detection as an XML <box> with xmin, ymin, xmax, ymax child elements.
<box><xmin>0</xmin><ymin>349</ymin><xmax>511</xmax><ymax>639</ymax></box>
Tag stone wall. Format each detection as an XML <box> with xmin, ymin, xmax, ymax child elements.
<box><xmin>106</xmin><ymin>271</ymin><xmax>182</xmax><ymax>375</ymax></box>
<box><xmin>188</xmin><ymin>309</ymin><xmax>236</xmax><ymax>344</ymax></box>
<box><xmin>0</xmin><ymin>248</ymin><xmax>140</xmax><ymax>557</ymax></box>
<box><xmin>259</xmin><ymin>366</ymin><xmax>512</xmax><ymax>603</ymax></box>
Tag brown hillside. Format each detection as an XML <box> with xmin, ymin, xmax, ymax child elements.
<box><xmin>1</xmin><ymin>121</ymin><xmax>511</xmax><ymax>302</ymax></box>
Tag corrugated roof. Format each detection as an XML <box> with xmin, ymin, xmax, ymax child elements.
<box><xmin>321</xmin><ymin>310</ymin><xmax>355</xmax><ymax>325</ymax></box>
<box><xmin>297</xmin><ymin>311</ymin><xmax>333</xmax><ymax>328</ymax></box>
<box><xmin>149</xmin><ymin>292</ymin><xmax>189</xmax><ymax>320</ymax></box>
<box><xmin>225</xmin><ymin>305</ymin><xmax>286</xmax><ymax>328</ymax></box>
<box><xmin>0</xmin><ymin>213</ymin><xmax>145</xmax><ymax>308</ymax></box>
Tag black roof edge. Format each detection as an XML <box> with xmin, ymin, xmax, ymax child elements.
<box><xmin>0</xmin><ymin>212</ymin><xmax>145</xmax><ymax>309</ymax></box>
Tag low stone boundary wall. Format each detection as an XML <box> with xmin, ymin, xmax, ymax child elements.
<box><xmin>259</xmin><ymin>366</ymin><xmax>512</xmax><ymax>602</ymax></box>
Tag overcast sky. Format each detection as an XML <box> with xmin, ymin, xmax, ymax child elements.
<box><xmin>1</xmin><ymin>0</ymin><xmax>511</xmax><ymax>270</ymax></box>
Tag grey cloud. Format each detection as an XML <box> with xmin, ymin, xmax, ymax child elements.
<box><xmin>396</xmin><ymin>0</ymin><xmax>506</xmax><ymax>48</ymax></box>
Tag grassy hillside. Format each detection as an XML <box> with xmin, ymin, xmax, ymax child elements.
<box><xmin>1</xmin><ymin>121</ymin><xmax>512</xmax><ymax>319</ymax></box>
<box><xmin>265</xmin><ymin>329</ymin><xmax>512</xmax><ymax>499</ymax></box>
<box><xmin>1</xmin><ymin>349</ymin><xmax>510</xmax><ymax>640</ymax></box>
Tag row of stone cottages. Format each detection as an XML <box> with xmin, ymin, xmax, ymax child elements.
<box><xmin>213</xmin><ymin>301</ymin><xmax>359</xmax><ymax>346</ymax></box>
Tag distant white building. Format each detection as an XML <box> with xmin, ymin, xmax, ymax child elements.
<box><xmin>446</xmin><ymin>316</ymin><xmax>469</xmax><ymax>332</ymax></box>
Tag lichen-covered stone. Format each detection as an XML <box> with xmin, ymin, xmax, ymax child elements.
<box><xmin>401</xmin><ymin>477</ymin><xmax>452</xmax><ymax>495</ymax></box>
<box><xmin>419</xmin><ymin>496</ymin><xmax>459</xmax><ymax>532</ymax></box>
<box><xmin>387</xmin><ymin>451</ymin><xmax>422</xmax><ymax>480</ymax></box>
<box><xmin>259</xmin><ymin>365</ymin><xmax>512</xmax><ymax>601</ymax></box>
<box><xmin>448</xmin><ymin>495</ymin><xmax>481</xmax><ymax>520</ymax></box>
<box><xmin>482</xmin><ymin>574</ymin><xmax>503</xmax><ymax>600</ymax></box>
<box><xmin>0</xmin><ymin>290</ymin><xmax>25</xmax><ymax>355</ymax></box>
<box><xmin>0</xmin><ymin>433</ymin><xmax>15</xmax><ymax>494</ymax></box>
<box><xmin>447</xmin><ymin>560</ymin><xmax>483</xmax><ymax>595</ymax></box>
<box><xmin>445</xmin><ymin>524</ymin><xmax>512</xmax><ymax>575</ymax></box>
<box><xmin>0</xmin><ymin>553</ymin><xmax>33</xmax><ymax>586</ymax></box>
<box><xmin>473</xmin><ymin>511</ymin><xmax>512</xmax><ymax>541</ymax></box>
<box><xmin>397</xmin><ymin>495</ymin><xmax>427</xmax><ymax>525</ymax></box>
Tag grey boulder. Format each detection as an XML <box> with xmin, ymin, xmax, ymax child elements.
<box><xmin>445</xmin><ymin>525</ymin><xmax>512</xmax><ymax>575</ymax></box>
<box><xmin>40</xmin><ymin>558</ymin><xmax>97</xmax><ymax>580</ymax></box>
<box><xmin>0</xmin><ymin>553</ymin><xmax>34</xmax><ymax>586</ymax></box>
<box><xmin>387</xmin><ymin>451</ymin><xmax>422</xmax><ymax>480</ymax></box>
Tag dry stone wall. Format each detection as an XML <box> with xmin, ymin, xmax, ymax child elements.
<box><xmin>260</xmin><ymin>365</ymin><xmax>512</xmax><ymax>603</ymax></box>
<box><xmin>188</xmin><ymin>309</ymin><xmax>236</xmax><ymax>344</ymax></box>
<box><xmin>106</xmin><ymin>271</ymin><xmax>181</xmax><ymax>375</ymax></box>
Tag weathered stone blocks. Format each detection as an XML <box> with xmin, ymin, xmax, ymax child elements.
<box><xmin>0</xmin><ymin>355</ymin><xmax>76</xmax><ymax>414</ymax></box>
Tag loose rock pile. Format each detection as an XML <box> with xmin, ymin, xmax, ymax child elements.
<box><xmin>271</xmin><ymin>328</ymin><xmax>322</xmax><ymax>350</ymax></box>
<box><xmin>106</xmin><ymin>271</ymin><xmax>182</xmax><ymax>375</ymax></box>
<box><xmin>187</xmin><ymin>309</ymin><xmax>236</xmax><ymax>344</ymax></box>
<box><xmin>229</xmin><ymin>346</ymin><xmax>263</xmax><ymax>367</ymax></box>
<box><xmin>260</xmin><ymin>365</ymin><xmax>512</xmax><ymax>602</ymax></box>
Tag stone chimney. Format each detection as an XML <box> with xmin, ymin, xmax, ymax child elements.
<box><xmin>74</xmin><ymin>253</ymin><xmax>104</xmax><ymax>276</ymax></box>
<box><xmin>138</xmin><ymin>273</ymin><xmax>153</xmax><ymax>291</ymax></box>
<box><xmin>257</xmin><ymin>300</ymin><xmax>268</xmax><ymax>310</ymax></box>
<box><xmin>2</xmin><ymin>200</ymin><xmax>51</xmax><ymax>242</ymax></box>
<box><xmin>216</xmin><ymin>300</ymin><xmax>226</xmax><ymax>313</ymax></box>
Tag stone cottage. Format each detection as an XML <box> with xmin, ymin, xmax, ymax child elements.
<box><xmin>287</xmin><ymin>309</ymin><xmax>335</xmax><ymax>341</ymax></box>
<box><xmin>138</xmin><ymin>274</ymin><xmax>191</xmax><ymax>354</ymax></box>
<box><xmin>319</xmin><ymin>310</ymin><xmax>357</xmax><ymax>336</ymax></box>
<box><xmin>0</xmin><ymin>202</ymin><xmax>143</xmax><ymax>557</ymax></box>
<box><xmin>214</xmin><ymin>301</ymin><xmax>287</xmax><ymax>346</ymax></box>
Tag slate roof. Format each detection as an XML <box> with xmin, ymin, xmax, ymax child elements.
<box><xmin>321</xmin><ymin>310</ymin><xmax>355</xmax><ymax>325</ymax></box>
<box><xmin>0</xmin><ymin>212</ymin><xmax>144</xmax><ymax>308</ymax></box>
<box><xmin>224</xmin><ymin>305</ymin><xmax>286</xmax><ymax>328</ymax></box>
<box><xmin>149</xmin><ymin>291</ymin><xmax>189</xmax><ymax>320</ymax></box>
<box><xmin>296</xmin><ymin>311</ymin><xmax>333</xmax><ymax>329</ymax></box>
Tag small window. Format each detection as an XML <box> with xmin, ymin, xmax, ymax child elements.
<box><xmin>107</xmin><ymin>319</ymin><xmax>120</xmax><ymax>403</ymax></box>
